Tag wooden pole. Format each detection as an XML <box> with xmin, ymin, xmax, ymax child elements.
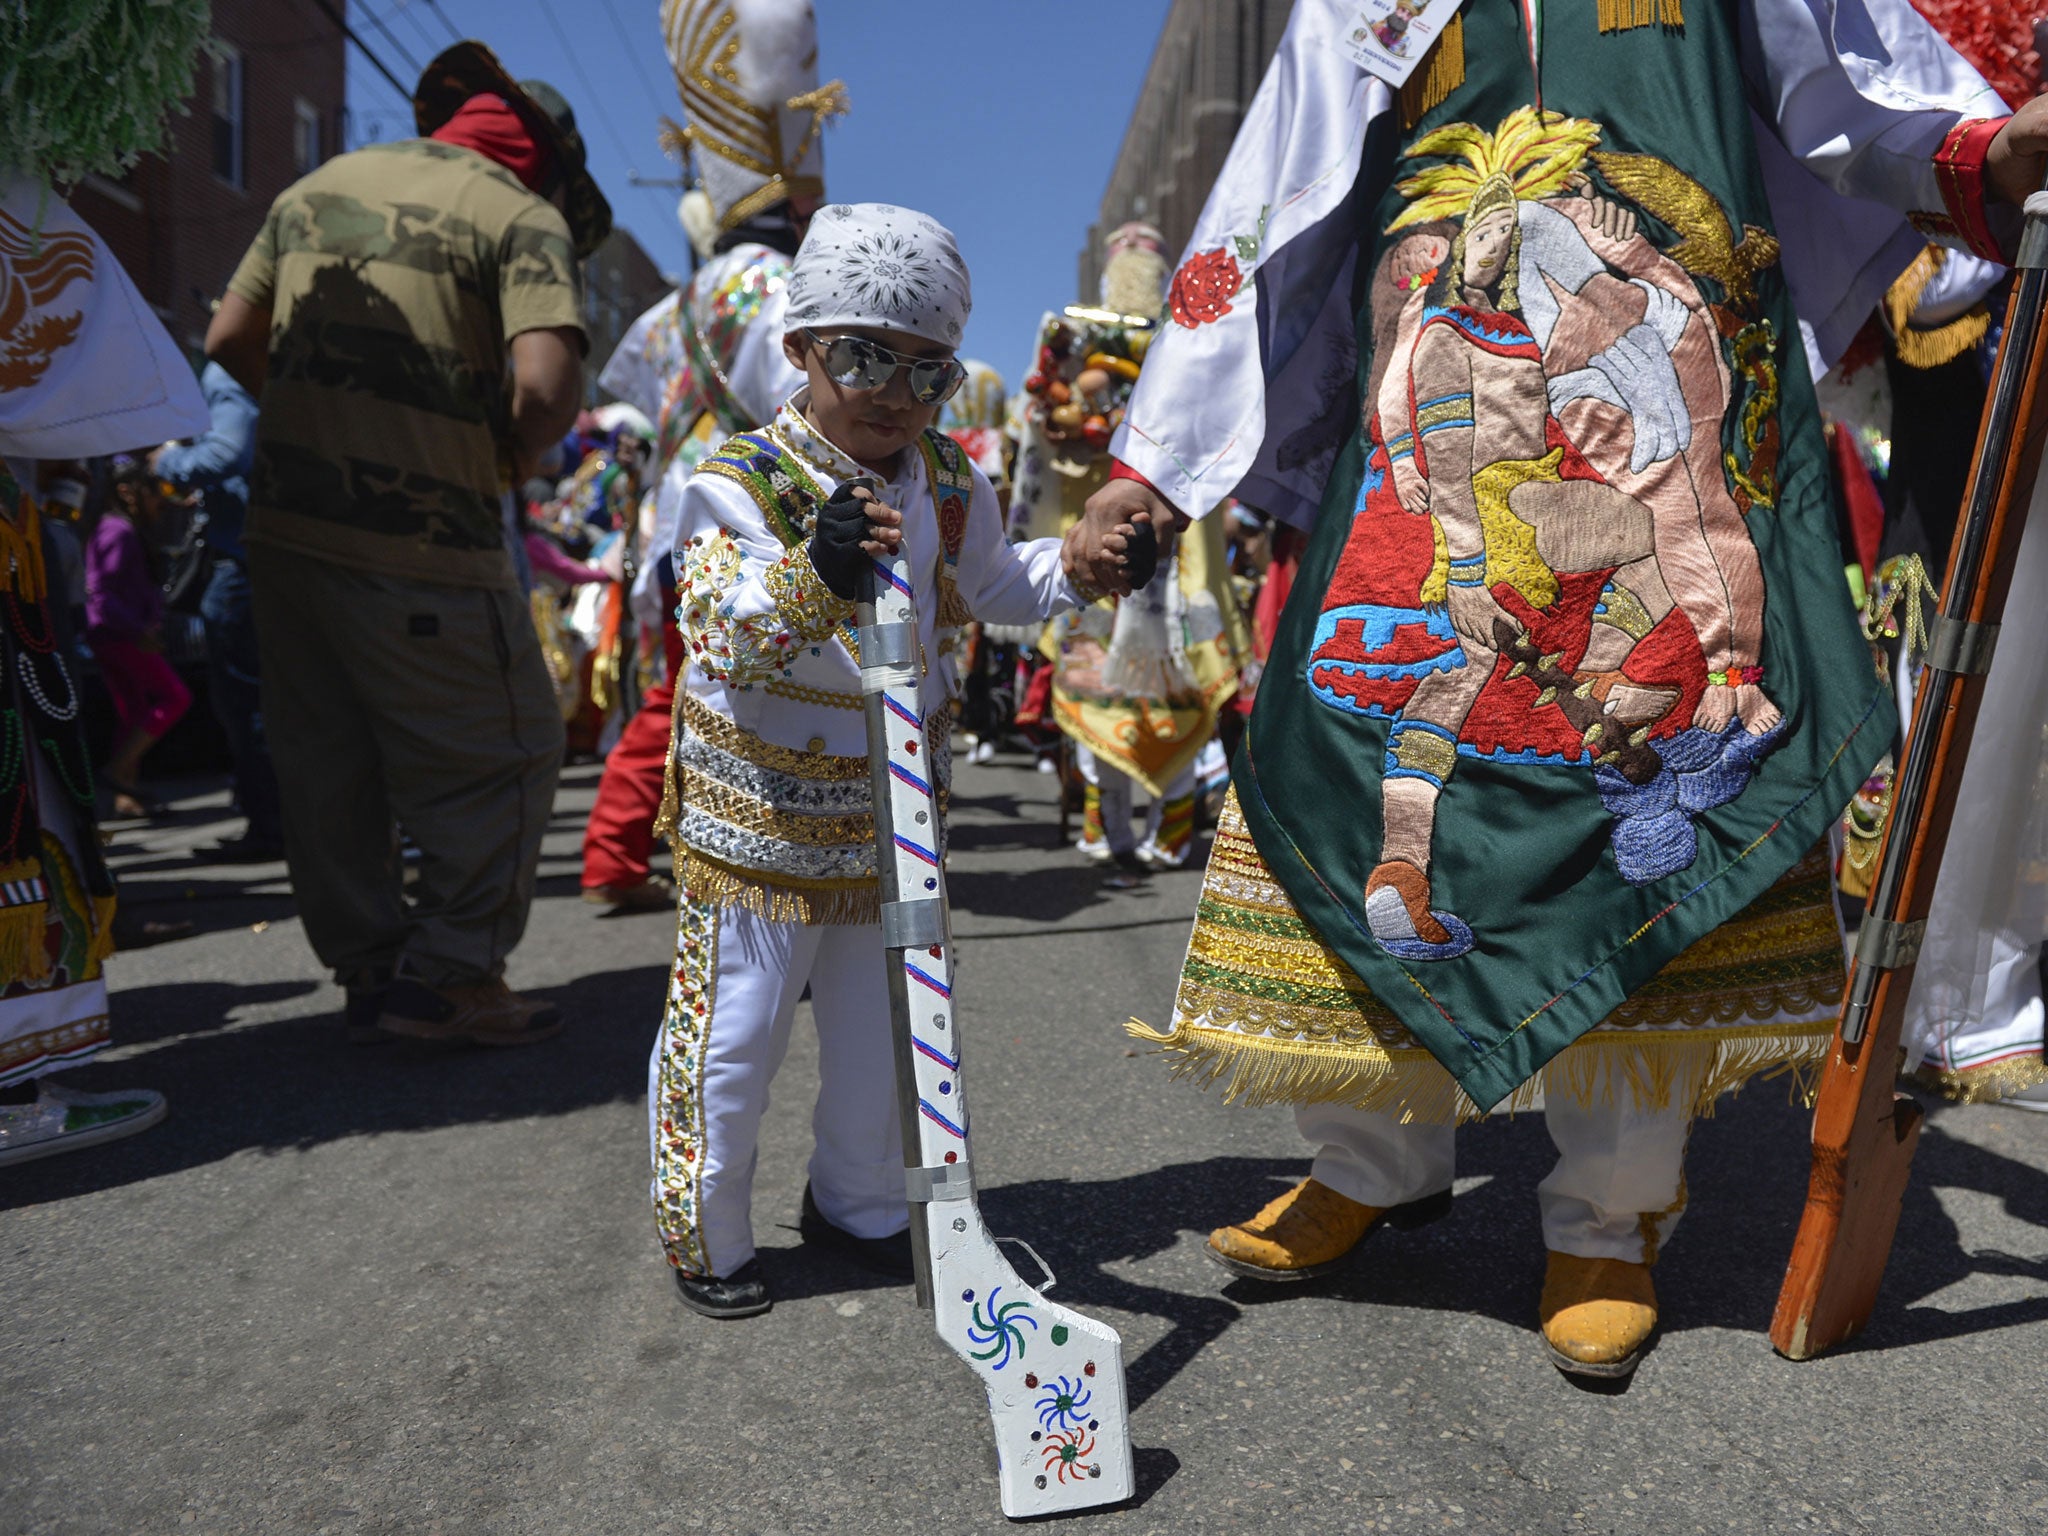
<box><xmin>1771</xmin><ymin>214</ymin><xmax>2048</xmax><ymax>1361</ymax></box>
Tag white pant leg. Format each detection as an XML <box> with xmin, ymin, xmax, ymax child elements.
<box><xmin>647</xmin><ymin>897</ymin><xmax>819</xmax><ymax>1277</ymax></box>
<box><xmin>1295</xmin><ymin>1102</ymin><xmax>1456</xmax><ymax>1208</ymax></box>
<box><xmin>1536</xmin><ymin>1093</ymin><xmax>1693</xmax><ymax>1263</ymax></box>
<box><xmin>806</xmin><ymin>921</ymin><xmax>909</xmax><ymax>1240</ymax></box>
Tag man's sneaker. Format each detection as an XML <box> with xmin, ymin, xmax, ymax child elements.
<box><xmin>799</xmin><ymin>1181</ymin><xmax>913</xmax><ymax>1278</ymax></box>
<box><xmin>582</xmin><ymin>876</ymin><xmax>674</xmax><ymax>914</ymax></box>
<box><xmin>376</xmin><ymin>978</ymin><xmax>562</xmax><ymax>1047</ymax></box>
<box><xmin>674</xmin><ymin>1258</ymin><xmax>772</xmax><ymax>1319</ymax></box>
<box><xmin>0</xmin><ymin>1079</ymin><xmax>167</xmax><ymax>1167</ymax></box>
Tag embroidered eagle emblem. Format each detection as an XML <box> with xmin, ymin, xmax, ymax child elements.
<box><xmin>0</xmin><ymin>205</ymin><xmax>95</xmax><ymax>395</ymax></box>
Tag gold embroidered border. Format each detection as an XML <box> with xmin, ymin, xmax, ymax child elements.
<box><xmin>676</xmin><ymin>766</ymin><xmax>873</xmax><ymax>848</ymax></box>
<box><xmin>653</xmin><ymin>889</ymin><xmax>716</xmax><ymax>1274</ymax></box>
<box><xmin>761</xmin><ymin>544</ymin><xmax>856</xmax><ymax>642</ymax></box>
<box><xmin>0</xmin><ymin>1013</ymin><xmax>111</xmax><ymax>1078</ymax></box>
<box><xmin>679</xmin><ymin>692</ymin><xmax>869</xmax><ymax>780</ymax></box>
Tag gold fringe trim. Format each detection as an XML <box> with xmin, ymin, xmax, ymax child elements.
<box><xmin>0</xmin><ymin>858</ymin><xmax>50</xmax><ymax>982</ymax></box>
<box><xmin>86</xmin><ymin>893</ymin><xmax>117</xmax><ymax>967</ymax></box>
<box><xmin>677</xmin><ymin>849</ymin><xmax>878</xmax><ymax>927</ymax></box>
<box><xmin>1912</xmin><ymin>1053</ymin><xmax>2048</xmax><ymax>1105</ymax></box>
<box><xmin>0</xmin><ymin>491</ymin><xmax>48</xmax><ymax>603</ymax></box>
<box><xmin>1596</xmin><ymin>0</ymin><xmax>1682</xmax><ymax>31</ymax></box>
<box><xmin>1126</xmin><ymin>1015</ymin><xmax>1826</xmax><ymax>1126</ymax></box>
<box><xmin>1882</xmin><ymin>248</ymin><xmax>1992</xmax><ymax>370</ymax></box>
<box><xmin>1399</xmin><ymin>12</ymin><xmax>1466</xmax><ymax>130</ymax></box>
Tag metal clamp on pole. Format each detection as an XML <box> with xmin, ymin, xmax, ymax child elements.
<box><xmin>1853</xmin><ymin>915</ymin><xmax>1926</xmax><ymax>973</ymax></box>
<box><xmin>906</xmin><ymin>1161</ymin><xmax>975</xmax><ymax>1203</ymax></box>
<box><xmin>2020</xmin><ymin>190</ymin><xmax>2048</xmax><ymax>270</ymax></box>
<box><xmin>1925</xmin><ymin>613</ymin><xmax>2001</xmax><ymax>676</ymax></box>
<box><xmin>857</xmin><ymin>619</ymin><xmax>920</xmax><ymax>693</ymax></box>
<box><xmin>880</xmin><ymin>897</ymin><xmax>946</xmax><ymax>950</ymax></box>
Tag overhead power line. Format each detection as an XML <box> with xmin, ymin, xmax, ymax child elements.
<box><xmin>357</xmin><ymin>3</ymin><xmax>424</xmax><ymax>79</ymax></box>
<box><xmin>308</xmin><ymin>0</ymin><xmax>409</xmax><ymax>100</ymax></box>
<box><xmin>598</xmin><ymin>0</ymin><xmax>678</xmax><ymax>127</ymax></box>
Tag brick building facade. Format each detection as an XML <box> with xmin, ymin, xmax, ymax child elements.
<box><xmin>69</xmin><ymin>0</ymin><xmax>347</xmax><ymax>362</ymax></box>
<box><xmin>1079</xmin><ymin>0</ymin><xmax>1295</xmax><ymax>301</ymax></box>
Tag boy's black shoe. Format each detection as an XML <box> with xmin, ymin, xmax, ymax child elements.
<box><xmin>800</xmin><ymin>1182</ymin><xmax>914</xmax><ymax>1279</ymax></box>
<box><xmin>674</xmin><ymin>1258</ymin><xmax>771</xmax><ymax>1319</ymax></box>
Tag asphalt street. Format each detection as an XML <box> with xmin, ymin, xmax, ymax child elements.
<box><xmin>5</xmin><ymin>752</ymin><xmax>2047</xmax><ymax>1536</ymax></box>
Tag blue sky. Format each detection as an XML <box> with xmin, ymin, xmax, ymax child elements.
<box><xmin>344</xmin><ymin>0</ymin><xmax>1175</xmax><ymax>381</ymax></box>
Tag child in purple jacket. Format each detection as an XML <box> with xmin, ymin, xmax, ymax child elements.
<box><xmin>88</xmin><ymin>457</ymin><xmax>190</xmax><ymax>818</ymax></box>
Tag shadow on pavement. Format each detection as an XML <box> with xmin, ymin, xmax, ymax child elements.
<box><xmin>973</xmin><ymin>1092</ymin><xmax>2048</xmax><ymax>1397</ymax></box>
<box><xmin>0</xmin><ymin>962</ymin><xmax>668</xmax><ymax>1212</ymax></box>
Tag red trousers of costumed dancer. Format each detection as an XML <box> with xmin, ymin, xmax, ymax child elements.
<box><xmin>582</xmin><ymin>620</ymin><xmax>685</xmax><ymax>892</ymax></box>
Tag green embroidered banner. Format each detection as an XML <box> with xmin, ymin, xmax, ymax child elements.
<box><xmin>1238</xmin><ymin>0</ymin><xmax>1891</xmax><ymax>1109</ymax></box>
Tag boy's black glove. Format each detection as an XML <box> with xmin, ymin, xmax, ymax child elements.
<box><xmin>809</xmin><ymin>478</ymin><xmax>883</xmax><ymax>600</ymax></box>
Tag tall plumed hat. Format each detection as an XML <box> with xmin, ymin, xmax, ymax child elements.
<box><xmin>661</xmin><ymin>0</ymin><xmax>847</xmax><ymax>236</ymax></box>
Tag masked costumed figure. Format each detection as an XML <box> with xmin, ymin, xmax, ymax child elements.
<box><xmin>1015</xmin><ymin>225</ymin><xmax>1249</xmax><ymax>871</ymax></box>
<box><xmin>1076</xmin><ymin>0</ymin><xmax>2043</xmax><ymax>1376</ymax></box>
<box><xmin>580</xmin><ymin>0</ymin><xmax>838</xmax><ymax>912</ymax></box>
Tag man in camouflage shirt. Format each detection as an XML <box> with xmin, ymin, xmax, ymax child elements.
<box><xmin>207</xmin><ymin>43</ymin><xmax>609</xmax><ymax>1047</ymax></box>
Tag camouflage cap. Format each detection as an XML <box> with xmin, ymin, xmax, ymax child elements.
<box><xmin>414</xmin><ymin>41</ymin><xmax>614</xmax><ymax>259</ymax></box>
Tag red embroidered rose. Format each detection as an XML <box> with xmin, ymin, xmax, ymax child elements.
<box><xmin>1169</xmin><ymin>247</ymin><xmax>1243</xmax><ymax>329</ymax></box>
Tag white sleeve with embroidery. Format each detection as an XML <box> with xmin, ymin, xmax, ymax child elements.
<box><xmin>1740</xmin><ymin>0</ymin><xmax>2008</xmax><ymax>370</ymax></box>
<box><xmin>1108</xmin><ymin>0</ymin><xmax>1387</xmax><ymax>531</ymax></box>
<box><xmin>953</xmin><ymin>470</ymin><xmax>1081</xmax><ymax>626</ymax></box>
<box><xmin>673</xmin><ymin>472</ymin><xmax>852</xmax><ymax>689</ymax></box>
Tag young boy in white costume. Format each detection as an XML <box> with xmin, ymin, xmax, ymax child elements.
<box><xmin>650</xmin><ymin>204</ymin><xmax>1087</xmax><ymax>1317</ymax></box>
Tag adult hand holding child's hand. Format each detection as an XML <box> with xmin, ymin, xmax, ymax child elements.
<box><xmin>810</xmin><ymin>478</ymin><xmax>903</xmax><ymax>599</ymax></box>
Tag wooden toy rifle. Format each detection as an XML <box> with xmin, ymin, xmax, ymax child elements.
<box><xmin>1772</xmin><ymin>188</ymin><xmax>2048</xmax><ymax>1360</ymax></box>
<box><xmin>857</xmin><ymin>541</ymin><xmax>1136</xmax><ymax>1516</ymax></box>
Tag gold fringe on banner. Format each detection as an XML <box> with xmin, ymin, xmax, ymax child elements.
<box><xmin>1596</xmin><ymin>0</ymin><xmax>1683</xmax><ymax>33</ymax></box>
<box><xmin>1399</xmin><ymin>12</ymin><xmax>1467</xmax><ymax>130</ymax></box>
<box><xmin>1126</xmin><ymin>1012</ymin><xmax>1826</xmax><ymax>1126</ymax></box>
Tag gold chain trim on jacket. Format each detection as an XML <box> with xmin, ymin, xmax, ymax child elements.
<box><xmin>765</xmin><ymin>678</ymin><xmax>864</xmax><ymax>709</ymax></box>
<box><xmin>676</xmin><ymin>848</ymin><xmax>878</xmax><ymax>926</ymax></box>
<box><xmin>677</xmin><ymin>692</ymin><xmax>869</xmax><ymax>780</ymax></box>
<box><xmin>761</xmin><ymin>543</ymin><xmax>856</xmax><ymax>642</ymax></box>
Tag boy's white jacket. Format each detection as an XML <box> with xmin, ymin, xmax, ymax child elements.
<box><xmin>1110</xmin><ymin>0</ymin><xmax>2010</xmax><ymax>530</ymax></box>
<box><xmin>674</xmin><ymin>395</ymin><xmax>1080</xmax><ymax>759</ymax></box>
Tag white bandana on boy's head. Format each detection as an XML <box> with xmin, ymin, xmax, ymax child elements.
<box><xmin>783</xmin><ymin>203</ymin><xmax>971</xmax><ymax>349</ymax></box>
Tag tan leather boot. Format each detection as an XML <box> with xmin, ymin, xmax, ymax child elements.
<box><xmin>1539</xmin><ymin>1251</ymin><xmax>1657</xmax><ymax>1378</ymax></box>
<box><xmin>1206</xmin><ymin>1177</ymin><xmax>1386</xmax><ymax>1280</ymax></box>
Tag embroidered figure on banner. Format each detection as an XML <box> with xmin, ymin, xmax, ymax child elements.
<box><xmin>1305</xmin><ymin>106</ymin><xmax>1787</xmax><ymax>960</ymax></box>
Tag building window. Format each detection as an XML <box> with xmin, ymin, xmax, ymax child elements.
<box><xmin>293</xmin><ymin>99</ymin><xmax>323</xmax><ymax>177</ymax></box>
<box><xmin>211</xmin><ymin>42</ymin><xmax>245</xmax><ymax>188</ymax></box>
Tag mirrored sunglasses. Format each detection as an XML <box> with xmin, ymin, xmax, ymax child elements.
<box><xmin>805</xmin><ymin>329</ymin><xmax>965</xmax><ymax>405</ymax></box>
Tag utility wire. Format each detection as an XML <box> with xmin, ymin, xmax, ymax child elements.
<box><xmin>308</xmin><ymin>0</ymin><xmax>409</xmax><ymax>100</ymax></box>
<box><xmin>534</xmin><ymin>2</ymin><xmax>678</xmax><ymax>237</ymax></box>
<box><xmin>597</xmin><ymin>0</ymin><xmax>677</xmax><ymax>127</ymax></box>
<box><xmin>421</xmin><ymin>0</ymin><xmax>464</xmax><ymax>46</ymax></box>
<box><xmin>356</xmin><ymin>2</ymin><xmax>424</xmax><ymax>79</ymax></box>
<box><xmin>385</xmin><ymin>0</ymin><xmax>444</xmax><ymax>58</ymax></box>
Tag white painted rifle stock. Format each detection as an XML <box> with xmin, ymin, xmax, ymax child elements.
<box><xmin>856</xmin><ymin>545</ymin><xmax>1134</xmax><ymax>1519</ymax></box>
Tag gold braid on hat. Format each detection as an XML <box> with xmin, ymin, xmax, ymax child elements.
<box><xmin>660</xmin><ymin>0</ymin><xmax>848</xmax><ymax>230</ymax></box>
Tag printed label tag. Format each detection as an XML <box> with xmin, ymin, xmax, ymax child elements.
<box><xmin>1332</xmin><ymin>0</ymin><xmax>1468</xmax><ymax>88</ymax></box>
